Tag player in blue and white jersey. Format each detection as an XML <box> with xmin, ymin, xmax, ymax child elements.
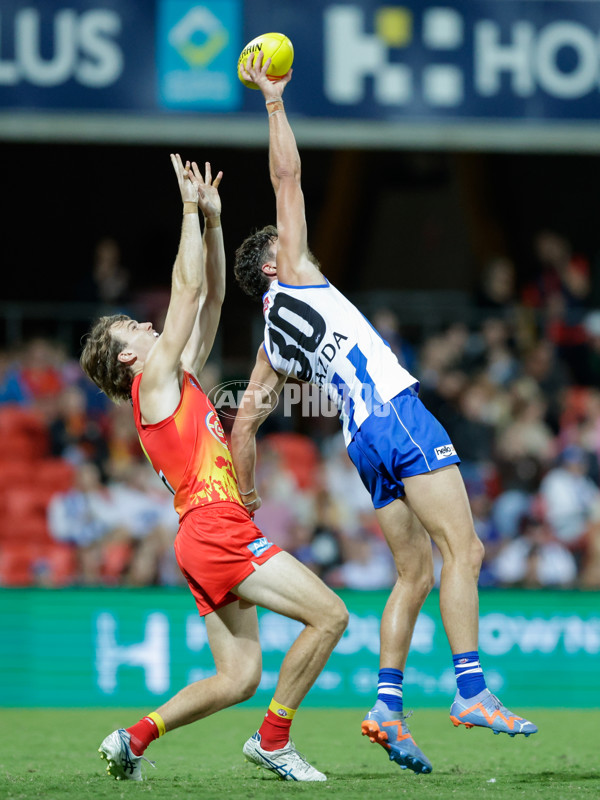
<box><xmin>231</xmin><ymin>53</ymin><xmax>537</xmax><ymax>776</ymax></box>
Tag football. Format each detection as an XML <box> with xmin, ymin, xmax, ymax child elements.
<box><xmin>237</xmin><ymin>32</ymin><xmax>294</xmax><ymax>90</ymax></box>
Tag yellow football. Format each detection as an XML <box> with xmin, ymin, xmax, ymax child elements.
<box><xmin>237</xmin><ymin>32</ymin><xmax>294</xmax><ymax>90</ymax></box>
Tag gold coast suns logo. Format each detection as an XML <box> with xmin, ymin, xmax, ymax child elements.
<box><xmin>205</xmin><ymin>410</ymin><xmax>227</xmax><ymax>446</ymax></box>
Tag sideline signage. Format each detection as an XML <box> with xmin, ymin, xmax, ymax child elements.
<box><xmin>1</xmin><ymin>589</ymin><xmax>598</xmax><ymax>708</ymax></box>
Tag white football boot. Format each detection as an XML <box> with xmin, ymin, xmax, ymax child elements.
<box><xmin>243</xmin><ymin>731</ymin><xmax>327</xmax><ymax>781</ymax></box>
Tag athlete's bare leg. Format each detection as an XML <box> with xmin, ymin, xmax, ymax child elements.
<box><xmin>154</xmin><ymin>600</ymin><xmax>262</xmax><ymax>731</ymax></box>
<box><xmin>403</xmin><ymin>464</ymin><xmax>484</xmax><ymax>654</ymax></box>
<box><xmin>233</xmin><ymin>551</ymin><xmax>348</xmax><ymax>709</ymax></box>
<box><xmin>374</xmin><ymin>498</ymin><xmax>435</xmax><ymax>669</ymax></box>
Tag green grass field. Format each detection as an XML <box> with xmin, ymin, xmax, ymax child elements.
<box><xmin>1</xmin><ymin>708</ymin><xmax>599</xmax><ymax>800</ymax></box>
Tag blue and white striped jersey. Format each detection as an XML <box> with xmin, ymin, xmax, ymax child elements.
<box><xmin>263</xmin><ymin>278</ymin><xmax>417</xmax><ymax>445</ymax></box>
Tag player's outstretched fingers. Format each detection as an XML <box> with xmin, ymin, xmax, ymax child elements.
<box><xmin>190</xmin><ymin>161</ymin><xmax>203</xmax><ymax>185</ymax></box>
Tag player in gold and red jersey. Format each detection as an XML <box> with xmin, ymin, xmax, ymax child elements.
<box><xmin>80</xmin><ymin>154</ymin><xmax>347</xmax><ymax>783</ymax></box>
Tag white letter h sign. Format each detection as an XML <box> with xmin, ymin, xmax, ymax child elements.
<box><xmin>95</xmin><ymin>611</ymin><xmax>170</xmax><ymax>695</ymax></box>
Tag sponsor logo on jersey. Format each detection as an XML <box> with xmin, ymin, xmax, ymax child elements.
<box><xmin>435</xmin><ymin>444</ymin><xmax>456</xmax><ymax>459</ymax></box>
<box><xmin>247</xmin><ymin>536</ymin><xmax>274</xmax><ymax>557</ymax></box>
<box><xmin>205</xmin><ymin>410</ymin><xmax>227</xmax><ymax>446</ymax></box>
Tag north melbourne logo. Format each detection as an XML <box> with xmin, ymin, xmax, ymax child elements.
<box><xmin>435</xmin><ymin>444</ymin><xmax>456</xmax><ymax>459</ymax></box>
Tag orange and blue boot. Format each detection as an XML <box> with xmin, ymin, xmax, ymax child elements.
<box><xmin>450</xmin><ymin>688</ymin><xmax>538</xmax><ymax>737</ymax></box>
<box><xmin>361</xmin><ymin>700</ymin><xmax>433</xmax><ymax>774</ymax></box>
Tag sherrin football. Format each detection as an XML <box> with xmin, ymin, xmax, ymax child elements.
<box><xmin>237</xmin><ymin>32</ymin><xmax>294</xmax><ymax>90</ymax></box>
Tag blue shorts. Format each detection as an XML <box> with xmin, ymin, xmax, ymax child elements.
<box><xmin>347</xmin><ymin>386</ymin><xmax>461</xmax><ymax>509</ymax></box>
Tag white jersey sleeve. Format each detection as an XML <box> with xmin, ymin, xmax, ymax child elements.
<box><xmin>263</xmin><ymin>279</ymin><xmax>417</xmax><ymax>445</ymax></box>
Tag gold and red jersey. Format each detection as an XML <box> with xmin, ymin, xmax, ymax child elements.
<box><xmin>131</xmin><ymin>371</ymin><xmax>243</xmax><ymax>520</ymax></box>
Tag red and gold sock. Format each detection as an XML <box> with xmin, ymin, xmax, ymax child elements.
<box><xmin>257</xmin><ymin>699</ymin><xmax>296</xmax><ymax>751</ymax></box>
<box><xmin>126</xmin><ymin>711</ymin><xmax>166</xmax><ymax>756</ymax></box>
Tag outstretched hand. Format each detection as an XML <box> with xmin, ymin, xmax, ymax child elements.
<box><xmin>170</xmin><ymin>153</ymin><xmax>199</xmax><ymax>204</ymax></box>
<box><xmin>189</xmin><ymin>161</ymin><xmax>223</xmax><ymax>219</ymax></box>
<box><xmin>239</xmin><ymin>49</ymin><xmax>292</xmax><ymax>100</ymax></box>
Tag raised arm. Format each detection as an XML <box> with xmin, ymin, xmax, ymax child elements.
<box><xmin>181</xmin><ymin>161</ymin><xmax>225</xmax><ymax>376</ymax></box>
<box><xmin>229</xmin><ymin>346</ymin><xmax>287</xmax><ymax>514</ymax></box>
<box><xmin>240</xmin><ymin>52</ymin><xmax>324</xmax><ymax>286</ymax></box>
<box><xmin>138</xmin><ymin>154</ymin><xmax>203</xmax><ymax>421</ymax></box>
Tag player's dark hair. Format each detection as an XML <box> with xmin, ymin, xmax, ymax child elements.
<box><xmin>80</xmin><ymin>314</ymin><xmax>134</xmax><ymax>404</ymax></box>
<box><xmin>234</xmin><ymin>225</ymin><xmax>278</xmax><ymax>300</ymax></box>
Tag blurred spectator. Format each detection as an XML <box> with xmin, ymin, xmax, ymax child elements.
<box><xmin>478</xmin><ymin>318</ymin><xmax>520</xmax><ymax>387</ymax></box>
<box><xmin>0</xmin><ymin>348</ymin><xmax>30</xmax><ymax>405</ymax></box>
<box><xmin>322</xmin><ymin>432</ymin><xmax>373</xmax><ymax>533</ymax></box>
<box><xmin>538</xmin><ymin>445</ymin><xmax>600</xmax><ymax>566</ymax></box>
<box><xmin>492</xmin><ymin>511</ymin><xmax>577</xmax><ymax>588</ymax></box>
<box><xmin>475</xmin><ymin>256</ymin><xmax>517</xmax><ymax>314</ymax></box>
<box><xmin>469</xmin><ymin>483</ymin><xmax>503</xmax><ymax>586</ymax></box>
<box><xmin>48</xmin><ymin>384</ymin><xmax>110</xmax><ymax>474</ymax></box>
<box><xmin>495</xmin><ymin>380</ymin><xmax>555</xmax><ymax>467</ymax></box>
<box><xmin>474</xmin><ymin>256</ymin><xmax>535</xmax><ymax>354</ymax></box>
<box><xmin>290</xmin><ymin>490</ymin><xmax>344</xmax><ymax>580</ymax></box>
<box><xmin>18</xmin><ymin>338</ymin><xmax>65</xmax><ymax>410</ymax></box>
<box><xmin>521</xmin><ymin>340</ymin><xmax>571</xmax><ymax>432</ymax></box>
<box><xmin>491</xmin><ymin>488</ymin><xmax>535</xmax><ymax>542</ymax></box>
<box><xmin>523</xmin><ymin>229</ymin><xmax>591</xmax><ymax>382</ymax></box>
<box><xmin>372</xmin><ymin>307</ymin><xmax>417</xmax><ymax>372</ymax></box>
<box><xmin>579</xmin><ymin>523</ymin><xmax>600</xmax><ymax>589</ymax></box>
<box><xmin>105</xmin><ymin>402</ymin><xmax>144</xmax><ymax>473</ymax></box>
<box><xmin>582</xmin><ymin>311</ymin><xmax>600</xmax><ymax>386</ymax></box>
<box><xmin>418</xmin><ymin>330</ymin><xmax>464</xmax><ymax>390</ymax></box>
<box><xmin>107</xmin><ymin>462</ymin><xmax>180</xmax><ymax>586</ymax></box>
<box><xmin>47</xmin><ymin>460</ymin><xmax>181</xmax><ymax>587</ymax></box>
<box><xmin>419</xmin><ymin>368</ymin><xmax>468</xmax><ymax>437</ymax></box>
<box><xmin>576</xmin><ymin>389</ymin><xmax>600</xmax><ymax>476</ymax></box>
<box><xmin>47</xmin><ymin>461</ymin><xmax>130</xmax><ymax>585</ymax></box>
<box><xmin>328</xmin><ymin>518</ymin><xmax>397</xmax><ymax>590</ymax></box>
<box><xmin>450</xmin><ymin>378</ymin><xmax>496</xmax><ymax>472</ymax></box>
<box><xmin>252</xmin><ymin>441</ymin><xmax>312</xmax><ymax>550</ymax></box>
<box><xmin>77</xmin><ymin>236</ymin><xmax>131</xmax><ymax>309</ymax></box>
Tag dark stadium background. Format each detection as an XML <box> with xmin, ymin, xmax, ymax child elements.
<box><xmin>4</xmin><ymin>143</ymin><xmax>600</xmax><ymax>359</ymax></box>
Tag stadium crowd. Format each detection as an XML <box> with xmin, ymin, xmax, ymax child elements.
<box><xmin>1</xmin><ymin>228</ymin><xmax>600</xmax><ymax>590</ymax></box>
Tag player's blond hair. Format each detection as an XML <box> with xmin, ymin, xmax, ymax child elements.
<box><xmin>80</xmin><ymin>314</ymin><xmax>134</xmax><ymax>403</ymax></box>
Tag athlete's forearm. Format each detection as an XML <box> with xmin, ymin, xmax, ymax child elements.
<box><xmin>172</xmin><ymin>207</ymin><xmax>204</xmax><ymax>295</ymax></box>
<box><xmin>230</xmin><ymin>420</ymin><xmax>260</xmax><ymax>494</ymax></box>
<box><xmin>202</xmin><ymin>215</ymin><xmax>225</xmax><ymax>302</ymax></box>
<box><xmin>265</xmin><ymin>97</ymin><xmax>301</xmax><ymax>194</ymax></box>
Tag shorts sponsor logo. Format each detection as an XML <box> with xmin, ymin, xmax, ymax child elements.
<box><xmin>435</xmin><ymin>444</ymin><xmax>456</xmax><ymax>459</ymax></box>
<box><xmin>247</xmin><ymin>537</ymin><xmax>274</xmax><ymax>557</ymax></box>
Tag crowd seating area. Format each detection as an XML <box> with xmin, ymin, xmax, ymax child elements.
<box><xmin>1</xmin><ymin>230</ymin><xmax>600</xmax><ymax>590</ymax></box>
